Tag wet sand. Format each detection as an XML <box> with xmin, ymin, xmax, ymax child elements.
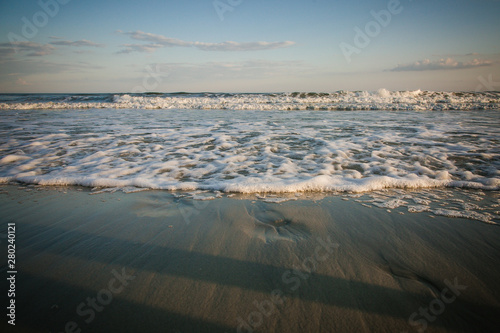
<box><xmin>1</xmin><ymin>185</ymin><xmax>499</xmax><ymax>333</ymax></box>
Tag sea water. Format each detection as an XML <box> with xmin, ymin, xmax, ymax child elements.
<box><xmin>1</xmin><ymin>91</ymin><xmax>499</xmax><ymax>223</ymax></box>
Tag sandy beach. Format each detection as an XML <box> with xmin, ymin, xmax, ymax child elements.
<box><xmin>2</xmin><ymin>0</ymin><xmax>500</xmax><ymax>332</ymax></box>
<box><xmin>1</xmin><ymin>184</ymin><xmax>499</xmax><ymax>333</ymax></box>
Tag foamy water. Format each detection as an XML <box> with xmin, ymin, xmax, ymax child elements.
<box><xmin>1</xmin><ymin>90</ymin><xmax>499</xmax><ymax>111</ymax></box>
<box><xmin>1</xmin><ymin>92</ymin><xmax>499</xmax><ymax>223</ymax></box>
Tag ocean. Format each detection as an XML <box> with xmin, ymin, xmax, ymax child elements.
<box><xmin>1</xmin><ymin>90</ymin><xmax>499</xmax><ymax>223</ymax></box>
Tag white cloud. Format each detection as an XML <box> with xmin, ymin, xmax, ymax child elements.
<box><xmin>37</xmin><ymin>60</ymin><xmax>104</xmax><ymax>73</ymax></box>
<box><xmin>193</xmin><ymin>41</ymin><xmax>295</xmax><ymax>52</ymax></box>
<box><xmin>0</xmin><ymin>58</ymin><xmax>103</xmax><ymax>76</ymax></box>
<box><xmin>116</xmin><ymin>30</ymin><xmax>295</xmax><ymax>53</ymax></box>
<box><xmin>117</xmin><ymin>43</ymin><xmax>164</xmax><ymax>54</ymax></box>
<box><xmin>389</xmin><ymin>57</ymin><xmax>493</xmax><ymax>71</ymax></box>
<box><xmin>0</xmin><ymin>47</ymin><xmax>15</xmax><ymax>57</ymax></box>
<box><xmin>117</xmin><ymin>30</ymin><xmax>192</xmax><ymax>47</ymax></box>
<box><xmin>15</xmin><ymin>78</ymin><xmax>30</xmax><ymax>86</ymax></box>
<box><xmin>0</xmin><ymin>41</ymin><xmax>55</xmax><ymax>57</ymax></box>
<box><xmin>50</xmin><ymin>39</ymin><xmax>105</xmax><ymax>48</ymax></box>
<box><xmin>151</xmin><ymin>59</ymin><xmax>310</xmax><ymax>82</ymax></box>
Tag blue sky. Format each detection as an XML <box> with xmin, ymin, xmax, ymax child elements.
<box><xmin>0</xmin><ymin>0</ymin><xmax>499</xmax><ymax>93</ymax></box>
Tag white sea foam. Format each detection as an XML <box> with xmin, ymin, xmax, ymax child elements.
<box><xmin>1</xmin><ymin>107</ymin><xmax>498</xmax><ymax>197</ymax></box>
<box><xmin>408</xmin><ymin>205</ymin><xmax>431</xmax><ymax>213</ymax></box>
<box><xmin>1</xmin><ymin>90</ymin><xmax>499</xmax><ymax>111</ymax></box>
<box><xmin>432</xmin><ymin>208</ymin><xmax>493</xmax><ymax>224</ymax></box>
<box><xmin>1</xmin><ymin>94</ymin><xmax>499</xmax><ymax>222</ymax></box>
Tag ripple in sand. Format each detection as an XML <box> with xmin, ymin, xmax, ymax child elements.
<box><xmin>251</xmin><ymin>210</ymin><xmax>310</xmax><ymax>243</ymax></box>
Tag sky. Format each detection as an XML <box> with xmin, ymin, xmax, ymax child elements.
<box><xmin>0</xmin><ymin>0</ymin><xmax>499</xmax><ymax>93</ymax></box>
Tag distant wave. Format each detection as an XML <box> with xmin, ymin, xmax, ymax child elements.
<box><xmin>1</xmin><ymin>89</ymin><xmax>499</xmax><ymax>111</ymax></box>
